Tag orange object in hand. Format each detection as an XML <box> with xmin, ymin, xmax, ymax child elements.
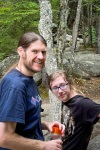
<box><xmin>51</xmin><ymin>125</ymin><xmax>62</xmax><ymax>140</ymax></box>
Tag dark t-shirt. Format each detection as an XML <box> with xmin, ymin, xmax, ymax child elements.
<box><xmin>0</xmin><ymin>69</ymin><xmax>44</xmax><ymax>150</ymax></box>
<box><xmin>62</xmin><ymin>95</ymin><xmax>100</xmax><ymax>150</ymax></box>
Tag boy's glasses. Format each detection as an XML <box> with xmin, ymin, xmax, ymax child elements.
<box><xmin>51</xmin><ymin>83</ymin><xmax>69</xmax><ymax>93</ymax></box>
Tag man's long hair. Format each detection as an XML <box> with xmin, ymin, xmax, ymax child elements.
<box><xmin>1</xmin><ymin>32</ymin><xmax>47</xmax><ymax>79</ymax></box>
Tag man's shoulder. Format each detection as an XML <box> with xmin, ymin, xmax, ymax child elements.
<box><xmin>0</xmin><ymin>69</ymin><xmax>29</xmax><ymax>90</ymax></box>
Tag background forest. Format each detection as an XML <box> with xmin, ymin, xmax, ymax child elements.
<box><xmin>0</xmin><ymin>0</ymin><xmax>60</xmax><ymax>61</ymax></box>
<box><xmin>0</xmin><ymin>0</ymin><xmax>100</xmax><ymax>62</ymax></box>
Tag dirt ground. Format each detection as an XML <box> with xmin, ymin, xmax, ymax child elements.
<box><xmin>75</xmin><ymin>76</ymin><xmax>100</xmax><ymax>104</ymax></box>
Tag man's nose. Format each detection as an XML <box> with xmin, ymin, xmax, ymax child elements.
<box><xmin>37</xmin><ymin>52</ymin><xmax>44</xmax><ymax>59</ymax></box>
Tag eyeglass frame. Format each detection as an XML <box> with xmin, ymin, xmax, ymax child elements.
<box><xmin>51</xmin><ymin>83</ymin><xmax>69</xmax><ymax>93</ymax></box>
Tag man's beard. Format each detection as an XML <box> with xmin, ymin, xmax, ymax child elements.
<box><xmin>24</xmin><ymin>63</ymin><xmax>39</xmax><ymax>74</ymax></box>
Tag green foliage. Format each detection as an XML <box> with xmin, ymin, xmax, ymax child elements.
<box><xmin>0</xmin><ymin>0</ymin><xmax>60</xmax><ymax>62</ymax></box>
<box><xmin>0</xmin><ymin>0</ymin><xmax>40</xmax><ymax>35</ymax></box>
<box><xmin>0</xmin><ymin>53</ymin><xmax>5</xmax><ymax>62</ymax></box>
<box><xmin>0</xmin><ymin>0</ymin><xmax>40</xmax><ymax>62</ymax></box>
<box><xmin>51</xmin><ymin>0</ymin><xmax>60</xmax><ymax>24</ymax></box>
<box><xmin>83</xmin><ymin>0</ymin><xmax>100</xmax><ymax>13</ymax></box>
<box><xmin>85</xmin><ymin>26</ymin><xmax>96</xmax><ymax>45</ymax></box>
<box><xmin>91</xmin><ymin>26</ymin><xmax>97</xmax><ymax>44</ymax></box>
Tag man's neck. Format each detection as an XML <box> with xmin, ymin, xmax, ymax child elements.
<box><xmin>16</xmin><ymin>64</ymin><xmax>34</xmax><ymax>77</ymax></box>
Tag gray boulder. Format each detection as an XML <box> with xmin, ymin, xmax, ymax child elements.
<box><xmin>63</xmin><ymin>51</ymin><xmax>100</xmax><ymax>78</ymax></box>
<box><xmin>0</xmin><ymin>54</ymin><xmax>19</xmax><ymax>78</ymax></box>
<box><xmin>87</xmin><ymin>134</ymin><xmax>100</xmax><ymax>150</ymax></box>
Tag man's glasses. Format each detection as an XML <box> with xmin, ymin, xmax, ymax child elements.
<box><xmin>51</xmin><ymin>83</ymin><xmax>69</xmax><ymax>93</ymax></box>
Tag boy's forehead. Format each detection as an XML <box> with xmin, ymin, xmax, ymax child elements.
<box><xmin>51</xmin><ymin>76</ymin><xmax>66</xmax><ymax>84</ymax></box>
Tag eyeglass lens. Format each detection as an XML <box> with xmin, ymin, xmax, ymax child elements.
<box><xmin>52</xmin><ymin>83</ymin><xmax>68</xmax><ymax>92</ymax></box>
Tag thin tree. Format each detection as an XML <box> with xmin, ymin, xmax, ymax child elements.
<box><xmin>96</xmin><ymin>15</ymin><xmax>100</xmax><ymax>54</ymax></box>
<box><xmin>87</xmin><ymin>2</ymin><xmax>93</xmax><ymax>47</ymax></box>
<box><xmin>38</xmin><ymin>0</ymin><xmax>61</xmax><ymax>123</ymax></box>
<box><xmin>71</xmin><ymin>0</ymin><xmax>82</xmax><ymax>52</ymax></box>
<box><xmin>56</xmin><ymin>0</ymin><xmax>69</xmax><ymax>69</ymax></box>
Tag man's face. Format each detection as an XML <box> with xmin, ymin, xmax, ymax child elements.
<box><xmin>50</xmin><ymin>76</ymin><xmax>71</xmax><ymax>102</ymax></box>
<box><xmin>21</xmin><ymin>40</ymin><xmax>47</xmax><ymax>75</ymax></box>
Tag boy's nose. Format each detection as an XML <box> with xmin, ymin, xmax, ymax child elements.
<box><xmin>58</xmin><ymin>87</ymin><xmax>63</xmax><ymax>92</ymax></box>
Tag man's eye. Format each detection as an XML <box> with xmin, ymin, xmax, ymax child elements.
<box><xmin>42</xmin><ymin>51</ymin><xmax>46</xmax><ymax>55</ymax></box>
<box><xmin>32</xmin><ymin>50</ymin><xmax>37</xmax><ymax>53</ymax></box>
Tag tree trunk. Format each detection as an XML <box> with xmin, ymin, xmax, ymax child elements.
<box><xmin>56</xmin><ymin>0</ymin><xmax>69</xmax><ymax>69</ymax></box>
<box><xmin>87</xmin><ymin>3</ymin><xmax>92</xmax><ymax>47</ymax></box>
<box><xmin>96</xmin><ymin>15</ymin><xmax>100</xmax><ymax>54</ymax></box>
<box><xmin>66</xmin><ymin>0</ymin><xmax>82</xmax><ymax>74</ymax></box>
<box><xmin>38</xmin><ymin>0</ymin><xmax>57</xmax><ymax>75</ymax></box>
<box><xmin>38</xmin><ymin>0</ymin><xmax>61</xmax><ymax>123</ymax></box>
<box><xmin>71</xmin><ymin>0</ymin><xmax>82</xmax><ymax>52</ymax></box>
<box><xmin>81</xmin><ymin>6</ymin><xmax>86</xmax><ymax>47</ymax></box>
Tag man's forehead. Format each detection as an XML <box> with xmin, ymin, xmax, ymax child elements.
<box><xmin>28</xmin><ymin>41</ymin><xmax>47</xmax><ymax>50</ymax></box>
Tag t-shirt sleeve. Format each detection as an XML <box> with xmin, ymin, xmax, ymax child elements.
<box><xmin>0</xmin><ymin>87</ymin><xmax>26</xmax><ymax>124</ymax></box>
<box><xmin>80</xmin><ymin>98</ymin><xmax>100</xmax><ymax>124</ymax></box>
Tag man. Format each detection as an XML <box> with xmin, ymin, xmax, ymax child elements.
<box><xmin>0</xmin><ymin>32</ymin><xmax>64</xmax><ymax>150</ymax></box>
<box><xmin>48</xmin><ymin>69</ymin><xmax>100</xmax><ymax>150</ymax></box>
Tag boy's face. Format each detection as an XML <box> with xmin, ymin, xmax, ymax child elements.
<box><xmin>50</xmin><ymin>76</ymin><xmax>71</xmax><ymax>102</ymax></box>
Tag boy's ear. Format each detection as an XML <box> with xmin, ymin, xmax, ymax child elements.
<box><xmin>17</xmin><ymin>46</ymin><xmax>25</xmax><ymax>58</ymax></box>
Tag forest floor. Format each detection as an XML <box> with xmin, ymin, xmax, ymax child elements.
<box><xmin>75</xmin><ymin>76</ymin><xmax>100</xmax><ymax>104</ymax></box>
<box><xmin>40</xmin><ymin>76</ymin><xmax>100</xmax><ymax>104</ymax></box>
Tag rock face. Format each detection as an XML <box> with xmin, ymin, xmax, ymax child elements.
<box><xmin>0</xmin><ymin>54</ymin><xmax>19</xmax><ymax>78</ymax></box>
<box><xmin>87</xmin><ymin>134</ymin><xmax>100</xmax><ymax>150</ymax></box>
<box><xmin>75</xmin><ymin>52</ymin><xmax>100</xmax><ymax>77</ymax></box>
<box><xmin>63</xmin><ymin>51</ymin><xmax>100</xmax><ymax>78</ymax></box>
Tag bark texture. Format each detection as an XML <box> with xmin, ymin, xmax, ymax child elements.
<box><xmin>96</xmin><ymin>15</ymin><xmax>100</xmax><ymax>54</ymax></box>
<box><xmin>56</xmin><ymin>0</ymin><xmax>69</xmax><ymax>69</ymax></box>
<box><xmin>38</xmin><ymin>0</ymin><xmax>57</xmax><ymax>74</ymax></box>
<box><xmin>38</xmin><ymin>0</ymin><xmax>61</xmax><ymax>122</ymax></box>
<box><xmin>71</xmin><ymin>0</ymin><xmax>82</xmax><ymax>52</ymax></box>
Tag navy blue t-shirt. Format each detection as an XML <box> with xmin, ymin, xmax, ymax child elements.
<box><xmin>0</xmin><ymin>69</ymin><xmax>44</xmax><ymax>150</ymax></box>
<box><xmin>62</xmin><ymin>95</ymin><xmax>100</xmax><ymax>150</ymax></box>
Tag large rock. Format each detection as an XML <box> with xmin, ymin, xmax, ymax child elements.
<box><xmin>63</xmin><ymin>51</ymin><xmax>100</xmax><ymax>77</ymax></box>
<box><xmin>0</xmin><ymin>54</ymin><xmax>19</xmax><ymax>78</ymax></box>
<box><xmin>87</xmin><ymin>134</ymin><xmax>100</xmax><ymax>150</ymax></box>
<box><xmin>75</xmin><ymin>52</ymin><xmax>100</xmax><ymax>76</ymax></box>
<box><xmin>75</xmin><ymin>60</ymin><xmax>100</xmax><ymax>76</ymax></box>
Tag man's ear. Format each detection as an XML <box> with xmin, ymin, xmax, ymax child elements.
<box><xmin>17</xmin><ymin>46</ymin><xmax>25</xmax><ymax>58</ymax></box>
